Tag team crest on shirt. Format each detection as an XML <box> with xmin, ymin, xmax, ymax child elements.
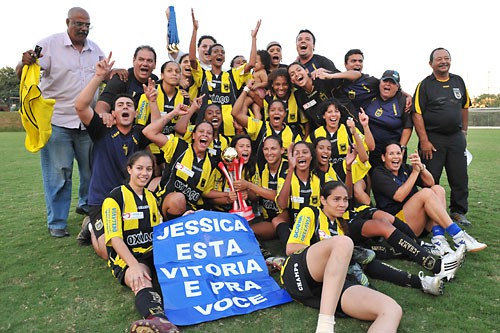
<box><xmin>375</xmin><ymin>108</ymin><xmax>383</xmax><ymax>117</ymax></box>
<box><xmin>95</xmin><ymin>218</ymin><xmax>103</xmax><ymax>231</ymax></box>
<box><xmin>311</xmin><ymin>196</ymin><xmax>318</xmax><ymax>205</ymax></box>
<box><xmin>453</xmin><ymin>88</ymin><xmax>462</xmax><ymax>99</ymax></box>
<box><xmin>348</xmin><ymin>90</ymin><xmax>356</xmax><ymax>100</ymax></box>
<box><xmin>200</xmin><ymin>179</ymin><xmax>206</xmax><ymax>187</ymax></box>
<box><xmin>224</xmin><ymin>83</ymin><xmax>230</xmax><ymax>91</ymax></box>
<box><xmin>340</xmin><ymin>143</ymin><xmax>347</xmax><ymax>152</ymax></box>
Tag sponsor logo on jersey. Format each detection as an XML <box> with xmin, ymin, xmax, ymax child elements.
<box><xmin>123</xmin><ymin>212</ymin><xmax>145</xmax><ymax>220</ymax></box>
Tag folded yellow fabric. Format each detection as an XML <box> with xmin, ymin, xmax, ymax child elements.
<box><xmin>19</xmin><ymin>62</ymin><xmax>55</xmax><ymax>153</ymax></box>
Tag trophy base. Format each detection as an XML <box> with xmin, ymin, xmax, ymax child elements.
<box><xmin>230</xmin><ymin>206</ymin><xmax>255</xmax><ymax>221</ymax></box>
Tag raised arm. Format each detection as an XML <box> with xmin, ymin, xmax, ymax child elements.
<box><xmin>313</xmin><ymin>69</ymin><xmax>362</xmax><ymax>82</ymax></box>
<box><xmin>75</xmin><ymin>53</ymin><xmax>115</xmax><ymax>126</ymax></box>
<box><xmin>276</xmin><ymin>144</ymin><xmax>296</xmax><ymax>210</ymax></box>
<box><xmin>347</xmin><ymin>117</ymin><xmax>369</xmax><ymax>163</ymax></box>
<box><xmin>358</xmin><ymin>107</ymin><xmax>375</xmax><ymax>151</ymax></box>
<box><xmin>188</xmin><ymin>8</ymin><xmax>199</xmax><ymax>70</ymax></box>
<box><xmin>142</xmin><ymin>77</ymin><xmax>160</xmax><ymax>122</ymax></box>
<box><xmin>231</xmin><ymin>83</ymin><xmax>252</xmax><ymax>128</ymax></box>
<box><xmin>243</xmin><ymin>20</ymin><xmax>261</xmax><ymax>74</ymax></box>
<box><xmin>143</xmin><ymin>104</ymin><xmax>189</xmax><ymax>147</ymax></box>
<box><xmin>174</xmin><ymin>95</ymin><xmax>203</xmax><ymax>135</ymax></box>
<box><xmin>392</xmin><ymin>154</ymin><xmax>423</xmax><ymax>202</ymax></box>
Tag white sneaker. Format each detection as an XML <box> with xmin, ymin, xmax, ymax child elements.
<box><xmin>453</xmin><ymin>230</ymin><xmax>487</xmax><ymax>252</ymax></box>
<box><xmin>431</xmin><ymin>235</ymin><xmax>455</xmax><ymax>256</ymax></box>
<box><xmin>419</xmin><ymin>271</ymin><xmax>444</xmax><ymax>295</ymax></box>
<box><xmin>435</xmin><ymin>244</ymin><xmax>466</xmax><ymax>282</ymax></box>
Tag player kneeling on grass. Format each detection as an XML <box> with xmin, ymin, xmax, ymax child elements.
<box><xmin>280</xmin><ymin>181</ymin><xmax>402</xmax><ymax>333</ymax></box>
<box><xmin>102</xmin><ymin>151</ymin><xmax>179</xmax><ymax>333</ymax></box>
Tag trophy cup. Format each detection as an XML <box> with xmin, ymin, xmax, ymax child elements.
<box><xmin>218</xmin><ymin>147</ymin><xmax>255</xmax><ymax>221</ymax></box>
<box><xmin>166</xmin><ymin>6</ymin><xmax>180</xmax><ymax>52</ymax></box>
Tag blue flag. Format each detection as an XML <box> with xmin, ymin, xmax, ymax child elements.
<box><xmin>153</xmin><ymin>210</ymin><xmax>292</xmax><ymax>326</ymax></box>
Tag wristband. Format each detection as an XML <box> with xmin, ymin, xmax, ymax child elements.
<box><xmin>243</xmin><ymin>86</ymin><xmax>250</xmax><ymax>93</ymax></box>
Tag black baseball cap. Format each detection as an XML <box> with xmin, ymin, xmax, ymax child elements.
<box><xmin>381</xmin><ymin>70</ymin><xmax>400</xmax><ymax>84</ymax></box>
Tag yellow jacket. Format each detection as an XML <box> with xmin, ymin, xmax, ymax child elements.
<box><xmin>19</xmin><ymin>62</ymin><xmax>55</xmax><ymax>152</ymax></box>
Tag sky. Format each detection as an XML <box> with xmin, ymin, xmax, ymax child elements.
<box><xmin>2</xmin><ymin>0</ymin><xmax>498</xmax><ymax>98</ymax></box>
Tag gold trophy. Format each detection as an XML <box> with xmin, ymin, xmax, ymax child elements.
<box><xmin>218</xmin><ymin>148</ymin><xmax>255</xmax><ymax>221</ymax></box>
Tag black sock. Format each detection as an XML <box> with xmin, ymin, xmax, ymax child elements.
<box><xmin>387</xmin><ymin>229</ymin><xmax>439</xmax><ymax>273</ymax></box>
<box><xmin>276</xmin><ymin>222</ymin><xmax>291</xmax><ymax>250</ymax></box>
<box><xmin>392</xmin><ymin>217</ymin><xmax>418</xmax><ymax>241</ymax></box>
<box><xmin>364</xmin><ymin>260</ymin><xmax>421</xmax><ymax>289</ymax></box>
<box><xmin>135</xmin><ymin>287</ymin><xmax>167</xmax><ymax>319</ymax></box>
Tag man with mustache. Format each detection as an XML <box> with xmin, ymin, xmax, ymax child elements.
<box><xmin>15</xmin><ymin>7</ymin><xmax>105</xmax><ymax>238</ymax></box>
<box><xmin>412</xmin><ymin>48</ymin><xmax>472</xmax><ymax>227</ymax></box>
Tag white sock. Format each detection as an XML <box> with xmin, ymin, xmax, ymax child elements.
<box><xmin>315</xmin><ymin>313</ymin><xmax>335</xmax><ymax>333</ymax></box>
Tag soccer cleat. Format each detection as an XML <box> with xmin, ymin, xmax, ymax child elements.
<box><xmin>450</xmin><ymin>212</ymin><xmax>472</xmax><ymax>227</ymax></box>
<box><xmin>130</xmin><ymin>316</ymin><xmax>180</xmax><ymax>333</ymax></box>
<box><xmin>420</xmin><ymin>240</ymin><xmax>439</xmax><ymax>256</ymax></box>
<box><xmin>347</xmin><ymin>263</ymin><xmax>370</xmax><ymax>287</ymax></box>
<box><xmin>419</xmin><ymin>271</ymin><xmax>444</xmax><ymax>296</ymax></box>
<box><xmin>435</xmin><ymin>244</ymin><xmax>466</xmax><ymax>282</ymax></box>
<box><xmin>453</xmin><ymin>230</ymin><xmax>487</xmax><ymax>252</ymax></box>
<box><xmin>430</xmin><ymin>235</ymin><xmax>455</xmax><ymax>256</ymax></box>
<box><xmin>352</xmin><ymin>246</ymin><xmax>376</xmax><ymax>265</ymax></box>
<box><xmin>76</xmin><ymin>216</ymin><xmax>91</xmax><ymax>246</ymax></box>
<box><xmin>265</xmin><ymin>256</ymin><xmax>286</xmax><ymax>273</ymax></box>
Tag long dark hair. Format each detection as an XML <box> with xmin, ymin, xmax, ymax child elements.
<box><xmin>231</xmin><ymin>134</ymin><xmax>256</xmax><ymax>180</ymax></box>
<box><xmin>292</xmin><ymin>141</ymin><xmax>318</xmax><ymax>173</ymax></box>
<box><xmin>321</xmin><ymin>181</ymin><xmax>350</xmax><ymax>235</ymax></box>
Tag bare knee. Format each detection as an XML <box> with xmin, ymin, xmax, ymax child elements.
<box><xmin>383</xmin><ymin>299</ymin><xmax>403</xmax><ymax>322</ymax></box>
<box><xmin>362</xmin><ymin>218</ymin><xmax>395</xmax><ymax>238</ymax></box>
<box><xmin>431</xmin><ymin>185</ymin><xmax>446</xmax><ymax>198</ymax></box>
<box><xmin>163</xmin><ymin>192</ymin><xmax>187</xmax><ymax>216</ymax></box>
<box><xmin>331</xmin><ymin>235</ymin><xmax>354</xmax><ymax>258</ymax></box>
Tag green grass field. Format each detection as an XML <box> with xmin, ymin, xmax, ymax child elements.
<box><xmin>0</xmin><ymin>130</ymin><xmax>498</xmax><ymax>333</ymax></box>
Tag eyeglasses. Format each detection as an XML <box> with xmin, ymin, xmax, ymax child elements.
<box><xmin>71</xmin><ymin>20</ymin><xmax>92</xmax><ymax>29</ymax></box>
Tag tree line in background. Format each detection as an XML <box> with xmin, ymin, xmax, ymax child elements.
<box><xmin>1</xmin><ymin>66</ymin><xmax>499</xmax><ymax>110</ymax></box>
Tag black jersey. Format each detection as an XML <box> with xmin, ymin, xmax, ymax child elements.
<box><xmin>412</xmin><ymin>73</ymin><xmax>470</xmax><ymax>135</ymax></box>
<box><xmin>246</xmin><ymin>117</ymin><xmax>302</xmax><ymax>168</ymax></box>
<box><xmin>98</xmin><ymin>68</ymin><xmax>159</xmax><ymax>109</ymax></box>
<box><xmin>259</xmin><ymin>160</ymin><xmax>288</xmax><ymax>219</ymax></box>
<box><xmin>157</xmin><ymin>136</ymin><xmax>217</xmax><ymax>210</ymax></box>
<box><xmin>277</xmin><ymin>170</ymin><xmax>322</xmax><ymax>222</ymax></box>
<box><xmin>103</xmin><ymin>184</ymin><xmax>161</xmax><ymax>268</ymax></box>
<box><xmin>293</xmin><ymin>79</ymin><xmax>340</xmax><ymax>130</ymax></box>
<box><xmin>192</xmin><ymin>61</ymin><xmax>248</xmax><ymax>137</ymax></box>
<box><xmin>371</xmin><ymin>164</ymin><xmax>422</xmax><ymax>215</ymax></box>
<box><xmin>302</xmin><ymin>54</ymin><xmax>339</xmax><ymax>74</ymax></box>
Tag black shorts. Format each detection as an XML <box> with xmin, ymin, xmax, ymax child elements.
<box><xmin>280</xmin><ymin>246</ymin><xmax>358</xmax><ymax>315</ymax></box>
<box><xmin>110</xmin><ymin>251</ymin><xmax>155</xmax><ymax>286</ymax></box>
<box><xmin>89</xmin><ymin>205</ymin><xmax>104</xmax><ymax>238</ymax></box>
<box><xmin>346</xmin><ymin>207</ymin><xmax>378</xmax><ymax>244</ymax></box>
